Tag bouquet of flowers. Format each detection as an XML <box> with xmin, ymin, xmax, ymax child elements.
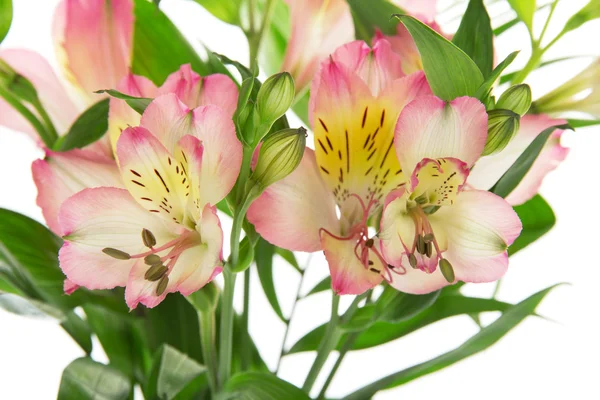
<box><xmin>0</xmin><ymin>0</ymin><xmax>598</xmax><ymax>398</ymax></box>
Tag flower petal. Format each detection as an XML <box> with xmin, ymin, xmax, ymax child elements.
<box><xmin>393</xmin><ymin>0</ymin><xmax>438</xmax><ymax>21</ymax></box>
<box><xmin>321</xmin><ymin>230</ymin><xmax>384</xmax><ymax>295</ymax></box>
<box><xmin>387</xmin><ymin>257</ymin><xmax>450</xmax><ymax>294</ymax></box>
<box><xmin>0</xmin><ymin>49</ymin><xmax>79</xmax><ymax>137</ymax></box>
<box><xmin>58</xmin><ymin>187</ymin><xmax>179</xmax><ymax>290</ymax></box>
<box><xmin>430</xmin><ymin>190</ymin><xmax>522</xmax><ymax>283</ymax></box>
<box><xmin>247</xmin><ymin>148</ymin><xmax>339</xmax><ymax>252</ymax></box>
<box><xmin>56</xmin><ymin>0</ymin><xmax>133</xmax><ymax>99</ymax></box>
<box><xmin>410</xmin><ymin>157</ymin><xmax>469</xmax><ymax>205</ymax></box>
<box><xmin>468</xmin><ymin>114</ymin><xmax>568</xmax><ymax>205</ymax></box>
<box><xmin>32</xmin><ymin>148</ymin><xmax>123</xmax><ymax>234</ymax></box>
<box><xmin>395</xmin><ymin>96</ymin><xmax>488</xmax><ymax>176</ymax></box>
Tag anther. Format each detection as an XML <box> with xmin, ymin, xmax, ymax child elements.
<box><xmin>439</xmin><ymin>258</ymin><xmax>455</xmax><ymax>283</ymax></box>
<box><xmin>144</xmin><ymin>254</ymin><xmax>162</xmax><ymax>265</ymax></box>
<box><xmin>425</xmin><ymin>241</ymin><xmax>433</xmax><ymax>258</ymax></box>
<box><xmin>416</xmin><ymin>235</ymin><xmax>426</xmax><ymax>255</ymax></box>
<box><xmin>142</xmin><ymin>228</ymin><xmax>157</xmax><ymax>248</ymax></box>
<box><xmin>408</xmin><ymin>254</ymin><xmax>417</xmax><ymax>268</ymax></box>
<box><xmin>145</xmin><ymin>264</ymin><xmax>168</xmax><ymax>281</ymax></box>
<box><xmin>423</xmin><ymin>233</ymin><xmax>434</xmax><ymax>243</ymax></box>
<box><xmin>156</xmin><ymin>275</ymin><xmax>169</xmax><ymax>296</ymax></box>
<box><xmin>365</xmin><ymin>238</ymin><xmax>374</xmax><ymax>248</ymax></box>
<box><xmin>102</xmin><ymin>248</ymin><xmax>131</xmax><ymax>260</ymax></box>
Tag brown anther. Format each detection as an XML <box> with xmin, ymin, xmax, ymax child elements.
<box><xmin>365</xmin><ymin>238</ymin><xmax>374</xmax><ymax>248</ymax></box>
<box><xmin>368</xmin><ymin>260</ymin><xmax>374</xmax><ymax>265</ymax></box>
<box><xmin>425</xmin><ymin>241</ymin><xmax>433</xmax><ymax>258</ymax></box>
<box><xmin>144</xmin><ymin>254</ymin><xmax>162</xmax><ymax>265</ymax></box>
<box><xmin>423</xmin><ymin>233</ymin><xmax>434</xmax><ymax>243</ymax></box>
<box><xmin>439</xmin><ymin>258</ymin><xmax>455</xmax><ymax>283</ymax></box>
<box><xmin>102</xmin><ymin>247</ymin><xmax>131</xmax><ymax>260</ymax></box>
<box><xmin>408</xmin><ymin>254</ymin><xmax>417</xmax><ymax>268</ymax></box>
<box><xmin>142</xmin><ymin>228</ymin><xmax>157</xmax><ymax>248</ymax></box>
<box><xmin>145</xmin><ymin>264</ymin><xmax>168</xmax><ymax>281</ymax></box>
<box><xmin>156</xmin><ymin>275</ymin><xmax>169</xmax><ymax>296</ymax></box>
<box><xmin>416</xmin><ymin>236</ymin><xmax>426</xmax><ymax>255</ymax></box>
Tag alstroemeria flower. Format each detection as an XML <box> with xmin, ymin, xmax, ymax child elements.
<box><xmin>58</xmin><ymin>94</ymin><xmax>242</xmax><ymax>308</ymax></box>
<box><xmin>379</xmin><ymin>96</ymin><xmax>522</xmax><ymax>294</ymax></box>
<box><xmin>0</xmin><ymin>0</ymin><xmax>133</xmax><ymax>156</ymax></box>
<box><xmin>108</xmin><ymin>64</ymin><xmax>238</xmax><ymax>152</ymax></box>
<box><xmin>281</xmin><ymin>0</ymin><xmax>354</xmax><ymax>94</ymax></box>
<box><xmin>468</xmin><ymin>114</ymin><xmax>569</xmax><ymax>206</ymax></box>
<box><xmin>249</xmin><ymin>39</ymin><xmax>432</xmax><ymax>295</ymax></box>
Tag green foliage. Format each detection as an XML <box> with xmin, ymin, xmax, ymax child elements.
<box><xmin>476</xmin><ymin>51</ymin><xmax>519</xmax><ymax>101</ymax></box>
<box><xmin>58</xmin><ymin>358</ymin><xmax>131</xmax><ymax>400</ymax></box>
<box><xmin>192</xmin><ymin>0</ymin><xmax>241</xmax><ymax>25</ymax></box>
<box><xmin>510</xmin><ymin>195</ymin><xmax>556</xmax><ymax>255</ymax></box>
<box><xmin>452</xmin><ymin>0</ymin><xmax>494</xmax><ymax>77</ymax></box>
<box><xmin>346</xmin><ymin>0</ymin><xmax>403</xmax><ymax>41</ymax></box>
<box><xmin>56</xmin><ymin>99</ymin><xmax>109</xmax><ymax>151</ymax></box>
<box><xmin>255</xmin><ymin>238</ymin><xmax>286</xmax><ymax>322</ymax></box>
<box><xmin>0</xmin><ymin>0</ymin><xmax>12</xmax><ymax>44</ymax></box>
<box><xmin>506</xmin><ymin>0</ymin><xmax>537</xmax><ymax>33</ymax></box>
<box><xmin>561</xmin><ymin>0</ymin><xmax>600</xmax><ymax>36</ymax></box>
<box><xmin>305</xmin><ymin>276</ymin><xmax>331</xmax><ymax>296</ymax></box>
<box><xmin>95</xmin><ymin>89</ymin><xmax>152</xmax><ymax>114</ymax></box>
<box><xmin>221</xmin><ymin>372</ymin><xmax>310</xmax><ymax>400</ymax></box>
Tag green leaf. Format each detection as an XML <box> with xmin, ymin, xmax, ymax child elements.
<box><xmin>255</xmin><ymin>238</ymin><xmax>286</xmax><ymax>322</ymax></box>
<box><xmin>0</xmin><ymin>292</ymin><xmax>65</xmax><ymax>320</ymax></box>
<box><xmin>506</xmin><ymin>0</ymin><xmax>536</xmax><ymax>33</ymax></box>
<box><xmin>221</xmin><ymin>372</ymin><xmax>310</xmax><ymax>400</ymax></box>
<box><xmin>305</xmin><ymin>276</ymin><xmax>331</xmax><ymax>296</ymax></box>
<box><xmin>509</xmin><ymin>195</ymin><xmax>555</xmax><ymax>255</ymax></box>
<box><xmin>61</xmin><ymin>310</ymin><xmax>93</xmax><ymax>355</ymax></box>
<box><xmin>0</xmin><ymin>0</ymin><xmax>12</xmax><ymax>43</ymax></box>
<box><xmin>567</xmin><ymin>118</ymin><xmax>600</xmax><ymax>128</ymax></box>
<box><xmin>491</xmin><ymin>124</ymin><xmax>570</xmax><ymax>198</ymax></box>
<box><xmin>395</xmin><ymin>15</ymin><xmax>484</xmax><ymax>101</ymax></box>
<box><xmin>343</xmin><ymin>285</ymin><xmax>559</xmax><ymax>399</ymax></box>
<box><xmin>493</xmin><ymin>15</ymin><xmax>521</xmax><ymax>35</ymax></box>
<box><xmin>57</xmin><ymin>99</ymin><xmax>109</xmax><ymax>151</ymax></box>
<box><xmin>275</xmin><ymin>247</ymin><xmax>302</xmax><ymax>273</ymax></box>
<box><xmin>146</xmin><ymin>345</ymin><xmax>207</xmax><ymax>400</ymax></box>
<box><xmin>452</xmin><ymin>0</ymin><xmax>494</xmax><ymax>77</ymax></box>
<box><xmin>94</xmin><ymin>89</ymin><xmax>151</xmax><ymax>114</ymax></box>
<box><xmin>289</xmin><ymin>295</ymin><xmax>514</xmax><ymax>353</ymax></box>
<box><xmin>58</xmin><ymin>358</ymin><xmax>131</xmax><ymax>400</ymax></box>
<box><xmin>259</xmin><ymin>0</ymin><xmax>290</xmax><ymax>77</ymax></box>
<box><xmin>375</xmin><ymin>286</ymin><xmax>441</xmax><ymax>323</ymax></box>
<box><xmin>346</xmin><ymin>0</ymin><xmax>403</xmax><ymax>40</ymax></box>
<box><xmin>192</xmin><ymin>0</ymin><xmax>241</xmax><ymax>25</ymax></box>
<box><xmin>561</xmin><ymin>0</ymin><xmax>600</xmax><ymax>36</ymax></box>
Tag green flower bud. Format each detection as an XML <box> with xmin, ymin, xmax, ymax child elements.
<box><xmin>250</xmin><ymin>127</ymin><xmax>307</xmax><ymax>190</ymax></box>
<box><xmin>496</xmin><ymin>84</ymin><xmax>532</xmax><ymax>116</ymax></box>
<box><xmin>186</xmin><ymin>282</ymin><xmax>220</xmax><ymax>313</ymax></box>
<box><xmin>482</xmin><ymin>109</ymin><xmax>520</xmax><ymax>156</ymax></box>
<box><xmin>256</xmin><ymin>72</ymin><xmax>295</xmax><ymax>125</ymax></box>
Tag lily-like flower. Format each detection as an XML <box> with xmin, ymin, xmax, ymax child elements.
<box><xmin>379</xmin><ymin>96</ymin><xmax>522</xmax><ymax>293</ymax></box>
<box><xmin>249</xmin><ymin>38</ymin><xmax>432</xmax><ymax>295</ymax></box>
<box><xmin>58</xmin><ymin>94</ymin><xmax>242</xmax><ymax>308</ymax></box>
<box><xmin>0</xmin><ymin>0</ymin><xmax>133</xmax><ymax>155</ymax></box>
<box><xmin>533</xmin><ymin>58</ymin><xmax>600</xmax><ymax>118</ymax></box>
<box><xmin>468</xmin><ymin>114</ymin><xmax>569</xmax><ymax>206</ymax></box>
<box><xmin>281</xmin><ymin>0</ymin><xmax>354</xmax><ymax>94</ymax></box>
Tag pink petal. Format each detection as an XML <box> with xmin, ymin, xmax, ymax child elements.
<box><xmin>282</xmin><ymin>0</ymin><xmax>354</xmax><ymax>93</ymax></box>
<box><xmin>32</xmin><ymin>149</ymin><xmax>123</xmax><ymax>234</ymax></box>
<box><xmin>387</xmin><ymin>257</ymin><xmax>450</xmax><ymax>294</ymax></box>
<box><xmin>395</xmin><ymin>96</ymin><xmax>488</xmax><ymax>177</ymax></box>
<box><xmin>468</xmin><ymin>114</ymin><xmax>568</xmax><ymax>206</ymax></box>
<box><xmin>108</xmin><ymin>73</ymin><xmax>158</xmax><ymax>151</ymax></box>
<box><xmin>247</xmin><ymin>148</ymin><xmax>339</xmax><ymax>252</ymax></box>
<box><xmin>393</xmin><ymin>0</ymin><xmax>438</xmax><ymax>21</ymax></box>
<box><xmin>0</xmin><ymin>49</ymin><xmax>79</xmax><ymax>137</ymax></box>
<box><xmin>125</xmin><ymin>204</ymin><xmax>223</xmax><ymax>308</ymax></box>
<box><xmin>158</xmin><ymin>64</ymin><xmax>238</xmax><ymax>115</ymax></box>
<box><xmin>63</xmin><ymin>279</ymin><xmax>79</xmax><ymax>295</ymax></box>
<box><xmin>321</xmin><ymin>230</ymin><xmax>384</xmax><ymax>295</ymax></box>
<box><xmin>431</xmin><ymin>190</ymin><xmax>522</xmax><ymax>283</ymax></box>
<box><xmin>57</xmin><ymin>0</ymin><xmax>134</xmax><ymax>99</ymax></box>
<box><xmin>58</xmin><ymin>187</ymin><xmax>180</xmax><ymax>290</ymax></box>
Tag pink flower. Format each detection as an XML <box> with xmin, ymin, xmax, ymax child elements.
<box><xmin>58</xmin><ymin>94</ymin><xmax>242</xmax><ymax>308</ymax></box>
<box><xmin>248</xmin><ymin>38</ymin><xmax>432</xmax><ymax>295</ymax></box>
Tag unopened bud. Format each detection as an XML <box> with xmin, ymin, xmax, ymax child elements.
<box><xmin>439</xmin><ymin>258</ymin><xmax>455</xmax><ymax>283</ymax></box>
<box><xmin>142</xmin><ymin>228</ymin><xmax>156</xmax><ymax>248</ymax></box>
<box><xmin>482</xmin><ymin>109</ymin><xmax>520</xmax><ymax>156</ymax></box>
<box><xmin>256</xmin><ymin>72</ymin><xmax>295</xmax><ymax>124</ymax></box>
<box><xmin>496</xmin><ymin>84</ymin><xmax>532</xmax><ymax>116</ymax></box>
<box><xmin>250</xmin><ymin>127</ymin><xmax>307</xmax><ymax>190</ymax></box>
<box><xmin>144</xmin><ymin>254</ymin><xmax>162</xmax><ymax>265</ymax></box>
<box><xmin>145</xmin><ymin>264</ymin><xmax>168</xmax><ymax>281</ymax></box>
<box><xmin>102</xmin><ymin>247</ymin><xmax>131</xmax><ymax>260</ymax></box>
<box><xmin>156</xmin><ymin>275</ymin><xmax>169</xmax><ymax>296</ymax></box>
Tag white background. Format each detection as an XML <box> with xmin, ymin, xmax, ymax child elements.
<box><xmin>1</xmin><ymin>0</ymin><xmax>599</xmax><ymax>399</ymax></box>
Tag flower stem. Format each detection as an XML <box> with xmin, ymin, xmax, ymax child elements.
<box><xmin>317</xmin><ymin>332</ymin><xmax>359</xmax><ymax>399</ymax></box>
<box><xmin>0</xmin><ymin>86</ymin><xmax>54</xmax><ymax>147</ymax></box>
<box><xmin>248</xmin><ymin>0</ymin><xmax>276</xmax><ymax>72</ymax></box>
<box><xmin>241</xmin><ymin>268</ymin><xmax>251</xmax><ymax>371</ymax></box>
<box><xmin>198</xmin><ymin>310</ymin><xmax>218</xmax><ymax>396</ymax></box>
<box><xmin>217</xmin><ymin>266</ymin><xmax>236</xmax><ymax>388</ymax></box>
<box><xmin>302</xmin><ymin>293</ymin><xmax>341</xmax><ymax>393</ymax></box>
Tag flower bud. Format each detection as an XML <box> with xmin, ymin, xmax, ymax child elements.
<box><xmin>496</xmin><ymin>84</ymin><xmax>532</xmax><ymax>116</ymax></box>
<box><xmin>250</xmin><ymin>127</ymin><xmax>307</xmax><ymax>190</ymax></box>
<box><xmin>482</xmin><ymin>109</ymin><xmax>520</xmax><ymax>156</ymax></box>
<box><xmin>256</xmin><ymin>72</ymin><xmax>295</xmax><ymax>125</ymax></box>
<box><xmin>186</xmin><ymin>282</ymin><xmax>220</xmax><ymax>313</ymax></box>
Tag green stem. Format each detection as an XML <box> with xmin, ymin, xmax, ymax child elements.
<box><xmin>0</xmin><ymin>86</ymin><xmax>53</xmax><ymax>147</ymax></box>
<box><xmin>511</xmin><ymin>47</ymin><xmax>544</xmax><ymax>85</ymax></box>
<box><xmin>199</xmin><ymin>310</ymin><xmax>218</xmax><ymax>396</ymax></box>
<box><xmin>538</xmin><ymin>0</ymin><xmax>559</xmax><ymax>45</ymax></box>
<box><xmin>317</xmin><ymin>332</ymin><xmax>359</xmax><ymax>399</ymax></box>
<box><xmin>241</xmin><ymin>268</ymin><xmax>251</xmax><ymax>371</ymax></box>
<box><xmin>492</xmin><ymin>277</ymin><xmax>503</xmax><ymax>299</ymax></box>
<box><xmin>302</xmin><ymin>294</ymin><xmax>340</xmax><ymax>393</ymax></box>
<box><xmin>32</xmin><ymin>98</ymin><xmax>59</xmax><ymax>145</ymax></box>
<box><xmin>248</xmin><ymin>0</ymin><xmax>276</xmax><ymax>72</ymax></box>
<box><xmin>217</xmin><ymin>267</ymin><xmax>237</xmax><ymax>389</ymax></box>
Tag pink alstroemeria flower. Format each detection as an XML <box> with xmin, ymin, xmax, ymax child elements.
<box><xmin>0</xmin><ymin>0</ymin><xmax>133</xmax><ymax>156</ymax></box>
<box><xmin>248</xmin><ymin>38</ymin><xmax>432</xmax><ymax>295</ymax></box>
<box><xmin>58</xmin><ymin>94</ymin><xmax>242</xmax><ymax>308</ymax></box>
<box><xmin>468</xmin><ymin>114</ymin><xmax>569</xmax><ymax>206</ymax></box>
<box><xmin>378</xmin><ymin>96</ymin><xmax>522</xmax><ymax>294</ymax></box>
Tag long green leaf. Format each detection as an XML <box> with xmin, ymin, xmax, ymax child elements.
<box><xmin>221</xmin><ymin>372</ymin><xmax>310</xmax><ymax>400</ymax></box>
<box><xmin>289</xmin><ymin>295</ymin><xmax>514</xmax><ymax>353</ymax></box>
<box><xmin>475</xmin><ymin>51</ymin><xmax>519</xmax><ymax>101</ymax></box>
<box><xmin>0</xmin><ymin>0</ymin><xmax>12</xmax><ymax>43</ymax></box>
<box><xmin>560</xmin><ymin>0</ymin><xmax>600</xmax><ymax>36</ymax></box>
<box><xmin>58</xmin><ymin>99</ymin><xmax>109</xmax><ymax>151</ymax></box>
<box><xmin>94</xmin><ymin>89</ymin><xmax>151</xmax><ymax>114</ymax></box>
<box><xmin>343</xmin><ymin>285</ymin><xmax>559</xmax><ymax>399</ymax></box>
<box><xmin>509</xmin><ymin>195</ymin><xmax>555</xmax><ymax>255</ymax></box>
<box><xmin>0</xmin><ymin>292</ymin><xmax>65</xmax><ymax>319</ymax></box>
<box><xmin>452</xmin><ymin>0</ymin><xmax>494</xmax><ymax>77</ymax></box>
<box><xmin>567</xmin><ymin>118</ymin><xmax>600</xmax><ymax>128</ymax></box>
<box><xmin>255</xmin><ymin>238</ymin><xmax>286</xmax><ymax>322</ymax></box>
<box><xmin>304</xmin><ymin>276</ymin><xmax>331</xmax><ymax>297</ymax></box>
<box><xmin>506</xmin><ymin>0</ymin><xmax>536</xmax><ymax>34</ymax></box>
<box><xmin>346</xmin><ymin>0</ymin><xmax>404</xmax><ymax>40</ymax></box>
<box><xmin>396</xmin><ymin>15</ymin><xmax>484</xmax><ymax>100</ymax></box>
<box><xmin>192</xmin><ymin>0</ymin><xmax>241</xmax><ymax>25</ymax></box>
<box><xmin>145</xmin><ymin>345</ymin><xmax>207</xmax><ymax>400</ymax></box>
<box><xmin>491</xmin><ymin>124</ymin><xmax>570</xmax><ymax>198</ymax></box>
<box><xmin>58</xmin><ymin>358</ymin><xmax>131</xmax><ymax>400</ymax></box>
<box><xmin>61</xmin><ymin>310</ymin><xmax>93</xmax><ymax>355</ymax></box>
